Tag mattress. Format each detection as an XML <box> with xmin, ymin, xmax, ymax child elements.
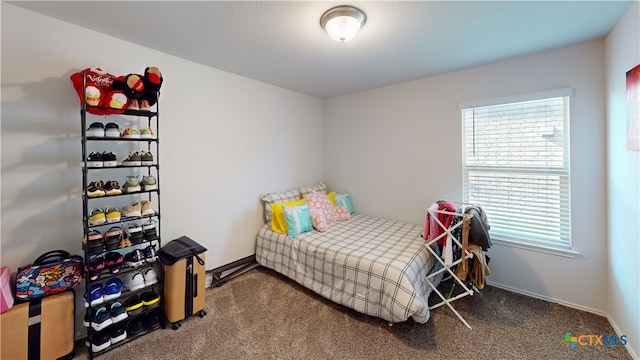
<box><xmin>255</xmin><ymin>214</ymin><xmax>441</xmax><ymax>323</ymax></box>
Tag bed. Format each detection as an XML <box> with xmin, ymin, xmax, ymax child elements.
<box><xmin>255</xmin><ymin>183</ymin><xmax>442</xmax><ymax>324</ymax></box>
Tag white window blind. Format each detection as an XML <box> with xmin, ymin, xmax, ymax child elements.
<box><xmin>461</xmin><ymin>92</ymin><xmax>571</xmax><ymax>248</ymax></box>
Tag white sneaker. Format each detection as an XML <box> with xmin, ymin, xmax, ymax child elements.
<box><xmin>143</xmin><ymin>267</ymin><xmax>158</xmax><ymax>286</ymax></box>
<box><xmin>104</xmin><ymin>122</ymin><xmax>120</xmax><ymax>138</ymax></box>
<box><xmin>86</xmin><ymin>122</ymin><xmax>105</xmax><ymax>137</ymax></box>
<box><xmin>141</xmin><ymin>200</ymin><xmax>155</xmax><ymax>216</ymax></box>
<box><xmin>124</xmin><ymin>271</ymin><xmax>145</xmax><ymax>291</ymax></box>
<box><xmin>121</xmin><ymin>202</ymin><xmax>142</xmax><ymax>218</ymax></box>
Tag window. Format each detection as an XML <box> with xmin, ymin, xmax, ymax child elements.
<box><xmin>461</xmin><ymin>89</ymin><xmax>572</xmax><ymax>248</ymax></box>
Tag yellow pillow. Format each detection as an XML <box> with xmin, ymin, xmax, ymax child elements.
<box><xmin>270</xmin><ymin>198</ymin><xmax>307</xmax><ymax>233</ymax></box>
<box><xmin>327</xmin><ymin>191</ymin><xmax>337</xmax><ymax>206</ymax></box>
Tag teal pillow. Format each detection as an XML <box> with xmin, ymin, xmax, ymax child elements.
<box><xmin>334</xmin><ymin>192</ymin><xmax>354</xmax><ymax>214</ymax></box>
<box><xmin>283</xmin><ymin>203</ymin><xmax>313</xmax><ymax>238</ymax></box>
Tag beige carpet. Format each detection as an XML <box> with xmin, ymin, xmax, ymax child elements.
<box><xmin>74</xmin><ymin>267</ymin><xmax>632</xmax><ymax>359</ymax></box>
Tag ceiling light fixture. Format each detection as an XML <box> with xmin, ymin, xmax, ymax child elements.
<box><xmin>320</xmin><ymin>5</ymin><xmax>366</xmax><ymax>43</ymax></box>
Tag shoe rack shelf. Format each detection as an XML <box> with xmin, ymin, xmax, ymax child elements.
<box><xmin>79</xmin><ymin>73</ymin><xmax>163</xmax><ymax>359</ymax></box>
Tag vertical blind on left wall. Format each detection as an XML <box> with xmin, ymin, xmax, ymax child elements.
<box><xmin>461</xmin><ymin>90</ymin><xmax>572</xmax><ymax>248</ymax></box>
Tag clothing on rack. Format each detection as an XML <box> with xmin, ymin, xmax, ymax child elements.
<box><xmin>448</xmin><ymin>205</ymin><xmax>492</xmax><ymax>251</ymax></box>
<box><xmin>465</xmin><ymin>205</ymin><xmax>492</xmax><ymax>251</ymax></box>
<box><xmin>454</xmin><ymin>243</ymin><xmax>491</xmax><ymax>289</ymax></box>
<box><xmin>422</xmin><ymin>200</ymin><xmax>457</xmax><ymax>245</ymax></box>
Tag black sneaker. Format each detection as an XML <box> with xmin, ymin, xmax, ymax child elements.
<box><xmin>86</xmin><ymin>152</ymin><xmax>103</xmax><ymax>168</ymax></box>
<box><xmin>127</xmin><ymin>318</ymin><xmax>145</xmax><ymax>337</ymax></box>
<box><xmin>91</xmin><ymin>330</ymin><xmax>111</xmax><ymax>352</ymax></box>
<box><xmin>144</xmin><ymin>311</ymin><xmax>161</xmax><ymax>331</ymax></box>
<box><xmin>102</xmin><ymin>151</ymin><xmax>117</xmax><ymax>167</ymax></box>
<box><xmin>142</xmin><ymin>245</ymin><xmax>157</xmax><ymax>263</ymax></box>
<box><xmin>123</xmin><ymin>295</ymin><xmax>144</xmax><ymax>316</ymax></box>
<box><xmin>86</xmin><ymin>180</ymin><xmax>105</xmax><ymax>198</ymax></box>
<box><xmin>142</xmin><ymin>220</ymin><xmax>158</xmax><ymax>241</ymax></box>
<box><xmin>124</xmin><ymin>249</ymin><xmax>145</xmax><ymax>267</ymax></box>
<box><xmin>128</xmin><ymin>224</ymin><xmax>144</xmax><ymax>245</ymax></box>
<box><xmin>110</xmin><ymin>323</ymin><xmax>127</xmax><ymax>344</ymax></box>
<box><xmin>140</xmin><ymin>291</ymin><xmax>160</xmax><ymax>310</ymax></box>
<box><xmin>103</xmin><ymin>180</ymin><xmax>122</xmax><ymax>196</ymax></box>
<box><xmin>104</xmin><ymin>122</ymin><xmax>120</xmax><ymax>138</ymax></box>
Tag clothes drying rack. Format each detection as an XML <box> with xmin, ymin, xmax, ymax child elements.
<box><xmin>424</xmin><ymin>207</ymin><xmax>476</xmax><ymax>329</ymax></box>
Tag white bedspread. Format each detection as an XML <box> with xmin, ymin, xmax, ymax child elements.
<box><xmin>255</xmin><ymin>214</ymin><xmax>441</xmax><ymax>323</ymax></box>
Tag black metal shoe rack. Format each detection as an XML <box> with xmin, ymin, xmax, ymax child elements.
<box><xmin>79</xmin><ymin>71</ymin><xmax>163</xmax><ymax>359</ymax></box>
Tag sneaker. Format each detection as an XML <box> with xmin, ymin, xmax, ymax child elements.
<box><xmin>104</xmin><ymin>122</ymin><xmax>120</xmax><ymax>138</ymax></box>
<box><xmin>110</xmin><ymin>323</ymin><xmax>127</xmax><ymax>344</ymax></box>
<box><xmin>128</xmin><ymin>223</ymin><xmax>144</xmax><ymax>244</ymax></box>
<box><xmin>103</xmin><ymin>278</ymin><xmax>122</xmax><ymax>302</ymax></box>
<box><xmin>142</xmin><ymin>220</ymin><xmax>158</xmax><ymax>241</ymax></box>
<box><xmin>141</xmin><ymin>175</ymin><xmax>157</xmax><ymax>191</ymax></box>
<box><xmin>139</xmin><ymin>99</ymin><xmax>151</xmax><ymax>111</ymax></box>
<box><xmin>140</xmin><ymin>150</ymin><xmax>154</xmax><ymax>166</ymax></box>
<box><xmin>144</xmin><ymin>311</ymin><xmax>161</xmax><ymax>331</ymax></box>
<box><xmin>127</xmin><ymin>318</ymin><xmax>145</xmax><ymax>337</ymax></box>
<box><xmin>91</xmin><ymin>330</ymin><xmax>111</xmax><ymax>352</ymax></box>
<box><xmin>83</xmin><ymin>312</ymin><xmax>91</xmax><ymax>327</ymax></box>
<box><xmin>124</xmin><ymin>249</ymin><xmax>146</xmax><ymax>268</ymax></box>
<box><xmin>103</xmin><ymin>227</ymin><xmax>122</xmax><ymax>251</ymax></box>
<box><xmin>104</xmin><ymin>251</ymin><xmax>124</xmax><ymax>274</ymax></box>
<box><xmin>122</xmin><ymin>152</ymin><xmax>141</xmax><ymax>166</ymax></box>
<box><xmin>139</xmin><ymin>127</ymin><xmax>155</xmax><ymax>139</ymax></box>
<box><xmin>142</xmin><ymin>244</ymin><xmax>158</xmax><ymax>263</ymax></box>
<box><xmin>127</xmin><ymin>99</ymin><xmax>139</xmax><ymax>111</ymax></box>
<box><xmin>83</xmin><ymin>230</ymin><xmax>104</xmax><ymax>255</ymax></box>
<box><xmin>121</xmin><ymin>127</ymin><xmax>140</xmax><ymax>139</ymax></box>
<box><xmin>87</xmin><ymin>180</ymin><xmax>106</xmax><ymax>198</ymax></box>
<box><xmin>84</xmin><ymin>283</ymin><xmax>104</xmax><ymax>308</ymax></box>
<box><xmin>86</xmin><ymin>122</ymin><xmax>105</xmax><ymax>137</ymax></box>
<box><xmin>91</xmin><ymin>306</ymin><xmax>113</xmax><ymax>331</ymax></box>
<box><xmin>89</xmin><ymin>207</ymin><xmax>106</xmax><ymax>225</ymax></box>
<box><xmin>86</xmin><ymin>152</ymin><xmax>103</xmax><ymax>168</ymax></box>
<box><xmin>142</xmin><ymin>267</ymin><xmax>158</xmax><ymax>286</ymax></box>
<box><xmin>103</xmin><ymin>180</ymin><xmax>122</xmax><ymax>196</ymax></box>
<box><xmin>123</xmin><ymin>176</ymin><xmax>141</xmax><ymax>193</ymax></box>
<box><xmin>141</xmin><ymin>200</ymin><xmax>155</xmax><ymax>216</ymax></box>
<box><xmin>123</xmin><ymin>295</ymin><xmax>144</xmax><ymax>316</ymax></box>
<box><xmin>105</xmin><ymin>206</ymin><xmax>121</xmax><ymax>223</ymax></box>
<box><xmin>141</xmin><ymin>291</ymin><xmax>160</xmax><ymax>309</ymax></box>
<box><xmin>102</xmin><ymin>151</ymin><xmax>117</xmax><ymax>167</ymax></box>
<box><xmin>110</xmin><ymin>303</ymin><xmax>128</xmax><ymax>325</ymax></box>
<box><xmin>124</xmin><ymin>271</ymin><xmax>145</xmax><ymax>291</ymax></box>
<box><xmin>121</xmin><ymin>201</ymin><xmax>142</xmax><ymax>218</ymax></box>
<box><xmin>87</xmin><ymin>256</ymin><xmax>105</xmax><ymax>281</ymax></box>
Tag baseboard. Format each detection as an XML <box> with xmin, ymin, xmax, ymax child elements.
<box><xmin>607</xmin><ymin>315</ymin><xmax>639</xmax><ymax>360</ymax></box>
<box><xmin>207</xmin><ymin>254</ymin><xmax>259</xmax><ymax>288</ymax></box>
<box><xmin>485</xmin><ymin>280</ymin><xmax>606</xmax><ymax>316</ymax></box>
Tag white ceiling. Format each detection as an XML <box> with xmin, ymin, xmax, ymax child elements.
<box><xmin>9</xmin><ymin>1</ymin><xmax>633</xmax><ymax>98</ymax></box>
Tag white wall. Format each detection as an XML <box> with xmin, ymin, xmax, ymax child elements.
<box><xmin>605</xmin><ymin>2</ymin><xmax>640</xmax><ymax>358</ymax></box>
<box><xmin>325</xmin><ymin>41</ymin><xmax>608</xmax><ymax>314</ymax></box>
<box><xmin>1</xmin><ymin>4</ymin><xmax>323</xmax><ymax>336</ymax></box>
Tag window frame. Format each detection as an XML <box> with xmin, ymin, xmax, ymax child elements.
<box><xmin>460</xmin><ymin>88</ymin><xmax>576</xmax><ymax>256</ymax></box>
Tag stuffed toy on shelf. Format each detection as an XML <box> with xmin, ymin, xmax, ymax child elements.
<box><xmin>70</xmin><ymin>66</ymin><xmax>163</xmax><ymax>114</ymax></box>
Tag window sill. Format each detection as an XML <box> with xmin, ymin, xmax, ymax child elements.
<box><xmin>492</xmin><ymin>239</ymin><xmax>581</xmax><ymax>259</ymax></box>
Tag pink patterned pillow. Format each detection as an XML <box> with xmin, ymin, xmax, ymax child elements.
<box><xmin>310</xmin><ymin>211</ymin><xmax>329</xmax><ymax>232</ymax></box>
<box><xmin>306</xmin><ymin>192</ymin><xmax>336</xmax><ymax>231</ymax></box>
<box><xmin>335</xmin><ymin>206</ymin><xmax>351</xmax><ymax>221</ymax></box>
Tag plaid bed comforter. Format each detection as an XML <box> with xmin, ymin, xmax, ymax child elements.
<box><xmin>255</xmin><ymin>214</ymin><xmax>440</xmax><ymax>323</ymax></box>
